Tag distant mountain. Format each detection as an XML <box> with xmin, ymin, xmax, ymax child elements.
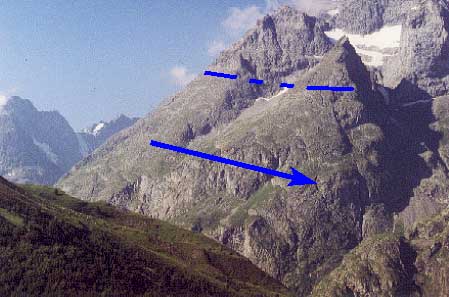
<box><xmin>77</xmin><ymin>114</ymin><xmax>139</xmax><ymax>156</ymax></box>
<box><xmin>0</xmin><ymin>96</ymin><xmax>138</xmax><ymax>185</ymax></box>
<box><xmin>0</xmin><ymin>96</ymin><xmax>82</xmax><ymax>185</ymax></box>
<box><xmin>0</xmin><ymin>177</ymin><xmax>291</xmax><ymax>297</ymax></box>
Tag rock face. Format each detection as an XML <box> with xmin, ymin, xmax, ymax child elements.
<box><xmin>335</xmin><ymin>0</ymin><xmax>414</xmax><ymax>34</ymax></box>
<box><xmin>0</xmin><ymin>97</ymin><xmax>82</xmax><ymax>185</ymax></box>
<box><xmin>76</xmin><ymin>114</ymin><xmax>139</xmax><ymax>156</ymax></box>
<box><xmin>393</xmin><ymin>96</ymin><xmax>449</xmax><ymax>233</ymax></box>
<box><xmin>312</xmin><ymin>209</ymin><xmax>449</xmax><ymax>297</ymax></box>
<box><xmin>58</xmin><ymin>3</ymin><xmax>449</xmax><ymax>297</ymax></box>
<box><xmin>392</xmin><ymin>0</ymin><xmax>449</xmax><ymax>99</ymax></box>
<box><xmin>312</xmin><ymin>235</ymin><xmax>421</xmax><ymax>297</ymax></box>
<box><xmin>333</xmin><ymin>0</ymin><xmax>449</xmax><ymax>101</ymax></box>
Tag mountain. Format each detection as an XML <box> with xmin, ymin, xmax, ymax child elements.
<box><xmin>0</xmin><ymin>96</ymin><xmax>138</xmax><ymax>185</ymax></box>
<box><xmin>58</xmin><ymin>6</ymin><xmax>334</xmax><ymax>201</ymax></box>
<box><xmin>58</xmin><ymin>2</ymin><xmax>449</xmax><ymax>296</ymax></box>
<box><xmin>77</xmin><ymin>114</ymin><xmax>139</xmax><ymax>157</ymax></box>
<box><xmin>0</xmin><ymin>96</ymin><xmax>82</xmax><ymax>185</ymax></box>
<box><xmin>0</xmin><ymin>176</ymin><xmax>290</xmax><ymax>296</ymax></box>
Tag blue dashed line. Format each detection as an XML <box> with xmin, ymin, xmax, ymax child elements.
<box><xmin>204</xmin><ymin>71</ymin><xmax>238</xmax><ymax>80</ymax></box>
<box><xmin>203</xmin><ymin>70</ymin><xmax>354</xmax><ymax>92</ymax></box>
<box><xmin>280</xmin><ymin>83</ymin><xmax>295</xmax><ymax>89</ymax></box>
<box><xmin>249</xmin><ymin>78</ymin><xmax>264</xmax><ymax>85</ymax></box>
<box><xmin>306</xmin><ymin>86</ymin><xmax>355</xmax><ymax>92</ymax></box>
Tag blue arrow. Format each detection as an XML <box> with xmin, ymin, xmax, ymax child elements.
<box><xmin>149</xmin><ymin>140</ymin><xmax>316</xmax><ymax>186</ymax></box>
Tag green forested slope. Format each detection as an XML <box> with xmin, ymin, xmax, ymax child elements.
<box><xmin>0</xmin><ymin>177</ymin><xmax>290</xmax><ymax>297</ymax></box>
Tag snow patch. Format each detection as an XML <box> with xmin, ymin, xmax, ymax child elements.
<box><xmin>355</xmin><ymin>48</ymin><xmax>395</xmax><ymax>67</ymax></box>
<box><xmin>93</xmin><ymin>122</ymin><xmax>105</xmax><ymax>136</ymax></box>
<box><xmin>33</xmin><ymin>138</ymin><xmax>59</xmax><ymax>164</ymax></box>
<box><xmin>325</xmin><ymin>25</ymin><xmax>402</xmax><ymax>67</ymax></box>
<box><xmin>255</xmin><ymin>88</ymin><xmax>289</xmax><ymax>102</ymax></box>
<box><xmin>325</xmin><ymin>25</ymin><xmax>402</xmax><ymax>49</ymax></box>
<box><xmin>327</xmin><ymin>8</ymin><xmax>339</xmax><ymax>16</ymax></box>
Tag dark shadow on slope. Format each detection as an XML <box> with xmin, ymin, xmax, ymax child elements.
<box><xmin>341</xmin><ymin>51</ymin><xmax>441</xmax><ymax>215</ymax></box>
<box><xmin>397</xmin><ymin>238</ymin><xmax>421</xmax><ymax>296</ymax></box>
<box><xmin>391</xmin><ymin>79</ymin><xmax>432</xmax><ymax>105</ymax></box>
<box><xmin>374</xmin><ymin>81</ymin><xmax>443</xmax><ymax>214</ymax></box>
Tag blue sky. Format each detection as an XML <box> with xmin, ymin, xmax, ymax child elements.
<box><xmin>0</xmin><ymin>0</ymin><xmax>318</xmax><ymax>130</ymax></box>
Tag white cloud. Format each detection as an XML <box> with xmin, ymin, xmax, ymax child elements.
<box><xmin>0</xmin><ymin>87</ymin><xmax>17</xmax><ymax>110</ymax></box>
<box><xmin>222</xmin><ymin>6</ymin><xmax>264</xmax><ymax>38</ymax></box>
<box><xmin>207</xmin><ymin>40</ymin><xmax>227</xmax><ymax>57</ymax></box>
<box><xmin>0</xmin><ymin>95</ymin><xmax>8</xmax><ymax>109</ymax></box>
<box><xmin>206</xmin><ymin>5</ymin><xmax>264</xmax><ymax>57</ymax></box>
<box><xmin>290</xmin><ymin>0</ymin><xmax>337</xmax><ymax>16</ymax></box>
<box><xmin>169</xmin><ymin>66</ymin><xmax>196</xmax><ymax>87</ymax></box>
<box><xmin>268</xmin><ymin>0</ymin><xmax>339</xmax><ymax>16</ymax></box>
<box><xmin>265</xmin><ymin>0</ymin><xmax>282</xmax><ymax>12</ymax></box>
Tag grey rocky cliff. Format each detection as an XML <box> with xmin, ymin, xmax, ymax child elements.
<box><xmin>393</xmin><ymin>96</ymin><xmax>449</xmax><ymax>233</ymax></box>
<box><xmin>390</xmin><ymin>0</ymin><xmax>449</xmax><ymax>100</ymax></box>
<box><xmin>334</xmin><ymin>0</ymin><xmax>449</xmax><ymax>102</ymax></box>
<box><xmin>312</xmin><ymin>209</ymin><xmax>449</xmax><ymax>297</ymax></box>
<box><xmin>0</xmin><ymin>97</ymin><xmax>136</xmax><ymax>185</ymax></box>
<box><xmin>335</xmin><ymin>0</ymin><xmax>414</xmax><ymax>34</ymax></box>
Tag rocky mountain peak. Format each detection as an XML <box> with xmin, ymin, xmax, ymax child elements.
<box><xmin>271</xmin><ymin>5</ymin><xmax>297</xmax><ymax>16</ymax></box>
<box><xmin>1</xmin><ymin>96</ymin><xmax>36</xmax><ymax>115</ymax></box>
<box><xmin>77</xmin><ymin>114</ymin><xmax>139</xmax><ymax>157</ymax></box>
<box><xmin>0</xmin><ymin>96</ymin><xmax>81</xmax><ymax>185</ymax></box>
<box><xmin>216</xmin><ymin>6</ymin><xmax>332</xmax><ymax>69</ymax></box>
<box><xmin>303</xmin><ymin>36</ymin><xmax>375</xmax><ymax>103</ymax></box>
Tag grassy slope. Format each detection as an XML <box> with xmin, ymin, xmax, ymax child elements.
<box><xmin>0</xmin><ymin>177</ymin><xmax>291</xmax><ymax>297</ymax></box>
